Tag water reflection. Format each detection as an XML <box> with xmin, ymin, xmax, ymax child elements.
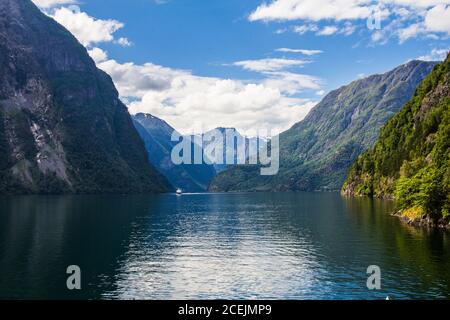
<box><xmin>344</xmin><ymin>197</ymin><xmax>450</xmax><ymax>299</ymax></box>
<box><xmin>111</xmin><ymin>194</ymin><xmax>321</xmax><ymax>299</ymax></box>
<box><xmin>0</xmin><ymin>193</ymin><xmax>449</xmax><ymax>300</ymax></box>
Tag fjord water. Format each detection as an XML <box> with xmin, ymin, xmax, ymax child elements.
<box><xmin>0</xmin><ymin>193</ymin><xmax>449</xmax><ymax>300</ymax></box>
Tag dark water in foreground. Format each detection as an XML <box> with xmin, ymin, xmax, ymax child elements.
<box><xmin>0</xmin><ymin>193</ymin><xmax>449</xmax><ymax>300</ymax></box>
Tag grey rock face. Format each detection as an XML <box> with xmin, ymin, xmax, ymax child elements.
<box><xmin>133</xmin><ymin>113</ymin><xmax>216</xmax><ymax>192</ymax></box>
<box><xmin>0</xmin><ymin>0</ymin><xmax>170</xmax><ymax>194</ymax></box>
<box><xmin>209</xmin><ymin>60</ymin><xmax>438</xmax><ymax>192</ymax></box>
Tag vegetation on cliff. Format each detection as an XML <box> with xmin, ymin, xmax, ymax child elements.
<box><xmin>343</xmin><ymin>54</ymin><xmax>450</xmax><ymax>220</ymax></box>
<box><xmin>0</xmin><ymin>0</ymin><xmax>170</xmax><ymax>194</ymax></box>
<box><xmin>133</xmin><ymin>113</ymin><xmax>216</xmax><ymax>192</ymax></box>
<box><xmin>209</xmin><ymin>60</ymin><xmax>437</xmax><ymax>192</ymax></box>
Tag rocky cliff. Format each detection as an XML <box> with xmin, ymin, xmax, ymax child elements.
<box><xmin>133</xmin><ymin>113</ymin><xmax>216</xmax><ymax>192</ymax></box>
<box><xmin>343</xmin><ymin>54</ymin><xmax>450</xmax><ymax>224</ymax></box>
<box><xmin>0</xmin><ymin>0</ymin><xmax>170</xmax><ymax>194</ymax></box>
<box><xmin>209</xmin><ymin>60</ymin><xmax>437</xmax><ymax>192</ymax></box>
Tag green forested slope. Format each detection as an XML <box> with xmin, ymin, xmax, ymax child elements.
<box><xmin>133</xmin><ymin>113</ymin><xmax>216</xmax><ymax>192</ymax></box>
<box><xmin>343</xmin><ymin>54</ymin><xmax>450</xmax><ymax>220</ymax></box>
<box><xmin>209</xmin><ymin>60</ymin><xmax>436</xmax><ymax>192</ymax></box>
<box><xmin>0</xmin><ymin>0</ymin><xmax>170</xmax><ymax>194</ymax></box>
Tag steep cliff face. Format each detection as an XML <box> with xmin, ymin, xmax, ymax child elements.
<box><xmin>209</xmin><ymin>60</ymin><xmax>437</xmax><ymax>192</ymax></box>
<box><xmin>343</xmin><ymin>54</ymin><xmax>450</xmax><ymax>221</ymax></box>
<box><xmin>0</xmin><ymin>0</ymin><xmax>170</xmax><ymax>194</ymax></box>
<box><xmin>133</xmin><ymin>113</ymin><xmax>216</xmax><ymax>192</ymax></box>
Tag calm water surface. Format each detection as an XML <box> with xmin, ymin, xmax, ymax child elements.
<box><xmin>0</xmin><ymin>193</ymin><xmax>449</xmax><ymax>300</ymax></box>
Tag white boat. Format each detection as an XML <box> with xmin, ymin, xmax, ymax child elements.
<box><xmin>176</xmin><ymin>188</ymin><xmax>183</xmax><ymax>195</ymax></box>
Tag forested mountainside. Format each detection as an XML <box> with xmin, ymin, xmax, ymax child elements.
<box><xmin>343</xmin><ymin>54</ymin><xmax>450</xmax><ymax>222</ymax></box>
<box><xmin>209</xmin><ymin>60</ymin><xmax>437</xmax><ymax>192</ymax></box>
<box><xmin>133</xmin><ymin>113</ymin><xmax>216</xmax><ymax>192</ymax></box>
<box><xmin>0</xmin><ymin>0</ymin><xmax>170</xmax><ymax>194</ymax></box>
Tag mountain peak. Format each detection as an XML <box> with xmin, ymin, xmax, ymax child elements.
<box><xmin>0</xmin><ymin>0</ymin><xmax>170</xmax><ymax>194</ymax></box>
<box><xmin>343</xmin><ymin>54</ymin><xmax>450</xmax><ymax>220</ymax></box>
<box><xmin>134</xmin><ymin>112</ymin><xmax>157</xmax><ymax>119</ymax></box>
<box><xmin>209</xmin><ymin>60</ymin><xmax>437</xmax><ymax>192</ymax></box>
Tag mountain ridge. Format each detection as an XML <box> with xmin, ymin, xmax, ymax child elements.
<box><xmin>0</xmin><ymin>0</ymin><xmax>170</xmax><ymax>194</ymax></box>
<box><xmin>343</xmin><ymin>53</ymin><xmax>450</xmax><ymax>224</ymax></box>
<box><xmin>133</xmin><ymin>113</ymin><xmax>216</xmax><ymax>192</ymax></box>
<box><xmin>209</xmin><ymin>59</ymin><xmax>438</xmax><ymax>192</ymax></box>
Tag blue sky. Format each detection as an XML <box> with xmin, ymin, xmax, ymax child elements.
<box><xmin>33</xmin><ymin>0</ymin><xmax>450</xmax><ymax>134</ymax></box>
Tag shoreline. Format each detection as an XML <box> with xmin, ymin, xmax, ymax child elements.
<box><xmin>392</xmin><ymin>212</ymin><xmax>450</xmax><ymax>231</ymax></box>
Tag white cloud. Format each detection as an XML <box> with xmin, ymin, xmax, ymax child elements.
<box><xmin>276</xmin><ymin>48</ymin><xmax>323</xmax><ymax>55</ymax></box>
<box><xmin>51</xmin><ymin>7</ymin><xmax>127</xmax><ymax>47</ymax></box>
<box><xmin>88</xmin><ymin>47</ymin><xmax>108</xmax><ymax>64</ymax></box>
<box><xmin>293</xmin><ymin>24</ymin><xmax>319</xmax><ymax>34</ymax></box>
<box><xmin>230</xmin><ymin>57</ymin><xmax>321</xmax><ymax>95</ymax></box>
<box><xmin>115</xmin><ymin>37</ymin><xmax>133</xmax><ymax>47</ymax></box>
<box><xmin>32</xmin><ymin>0</ymin><xmax>77</xmax><ymax>8</ymax></box>
<box><xmin>249</xmin><ymin>0</ymin><xmax>450</xmax><ymax>22</ymax></box>
<box><xmin>339</xmin><ymin>22</ymin><xmax>357</xmax><ymax>35</ymax></box>
<box><xmin>33</xmin><ymin>0</ymin><xmax>320</xmax><ymax>134</ymax></box>
<box><xmin>371</xmin><ymin>30</ymin><xmax>385</xmax><ymax>43</ymax></box>
<box><xmin>424</xmin><ymin>4</ymin><xmax>450</xmax><ymax>35</ymax></box>
<box><xmin>249</xmin><ymin>0</ymin><xmax>374</xmax><ymax>22</ymax></box>
<box><xmin>292</xmin><ymin>23</ymin><xmax>355</xmax><ymax>37</ymax></box>
<box><xmin>263</xmin><ymin>72</ymin><xmax>321</xmax><ymax>94</ymax></box>
<box><xmin>96</xmin><ymin>54</ymin><xmax>319</xmax><ymax>134</ymax></box>
<box><xmin>232</xmin><ymin>58</ymin><xmax>309</xmax><ymax>72</ymax></box>
<box><xmin>398</xmin><ymin>23</ymin><xmax>423</xmax><ymax>43</ymax></box>
<box><xmin>316</xmin><ymin>90</ymin><xmax>325</xmax><ymax>96</ymax></box>
<box><xmin>382</xmin><ymin>0</ymin><xmax>450</xmax><ymax>8</ymax></box>
<box><xmin>250</xmin><ymin>0</ymin><xmax>450</xmax><ymax>43</ymax></box>
<box><xmin>316</xmin><ymin>25</ymin><xmax>339</xmax><ymax>36</ymax></box>
<box><xmin>417</xmin><ymin>48</ymin><xmax>449</xmax><ymax>61</ymax></box>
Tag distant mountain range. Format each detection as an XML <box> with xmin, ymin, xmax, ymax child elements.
<box><xmin>1</xmin><ymin>0</ymin><xmax>443</xmax><ymax>199</ymax></box>
<box><xmin>0</xmin><ymin>0</ymin><xmax>170</xmax><ymax>194</ymax></box>
<box><xmin>133</xmin><ymin>113</ymin><xmax>216</xmax><ymax>192</ymax></box>
<box><xmin>209</xmin><ymin>60</ymin><xmax>438</xmax><ymax>192</ymax></box>
<box><xmin>133</xmin><ymin>115</ymin><xmax>268</xmax><ymax>192</ymax></box>
<box><xmin>202</xmin><ymin>127</ymin><xmax>265</xmax><ymax>173</ymax></box>
<box><xmin>343</xmin><ymin>54</ymin><xmax>450</xmax><ymax>223</ymax></box>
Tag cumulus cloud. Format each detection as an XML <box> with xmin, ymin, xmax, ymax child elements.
<box><xmin>88</xmin><ymin>47</ymin><xmax>108</xmax><ymax>64</ymax></box>
<box><xmin>262</xmin><ymin>72</ymin><xmax>321</xmax><ymax>95</ymax></box>
<box><xmin>424</xmin><ymin>4</ymin><xmax>450</xmax><ymax>35</ymax></box>
<box><xmin>50</xmin><ymin>7</ymin><xmax>129</xmax><ymax>47</ymax></box>
<box><xmin>316</xmin><ymin>90</ymin><xmax>325</xmax><ymax>96</ymax></box>
<box><xmin>95</xmin><ymin>53</ymin><xmax>319</xmax><ymax>134</ymax></box>
<box><xmin>398</xmin><ymin>23</ymin><xmax>423</xmax><ymax>43</ymax></box>
<box><xmin>32</xmin><ymin>0</ymin><xmax>77</xmax><ymax>8</ymax></box>
<box><xmin>115</xmin><ymin>37</ymin><xmax>132</xmax><ymax>47</ymax></box>
<box><xmin>249</xmin><ymin>0</ymin><xmax>374</xmax><ymax>22</ymax></box>
<box><xmin>383</xmin><ymin>0</ymin><xmax>450</xmax><ymax>8</ymax></box>
<box><xmin>249</xmin><ymin>0</ymin><xmax>450</xmax><ymax>22</ymax></box>
<box><xmin>32</xmin><ymin>1</ymin><xmax>321</xmax><ymax>135</ymax></box>
<box><xmin>249</xmin><ymin>0</ymin><xmax>450</xmax><ymax>43</ymax></box>
<box><xmin>417</xmin><ymin>48</ymin><xmax>449</xmax><ymax>61</ymax></box>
